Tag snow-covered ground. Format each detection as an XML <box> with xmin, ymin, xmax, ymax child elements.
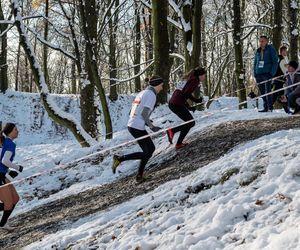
<box><xmin>1</xmin><ymin>91</ymin><xmax>299</xmax><ymax>249</ymax></box>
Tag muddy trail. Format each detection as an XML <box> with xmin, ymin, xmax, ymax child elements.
<box><xmin>1</xmin><ymin>116</ymin><xmax>300</xmax><ymax>249</ymax></box>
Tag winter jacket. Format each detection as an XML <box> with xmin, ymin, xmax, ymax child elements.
<box><xmin>291</xmin><ymin>71</ymin><xmax>300</xmax><ymax>96</ymax></box>
<box><xmin>169</xmin><ymin>76</ymin><xmax>202</xmax><ymax>106</ymax></box>
<box><xmin>254</xmin><ymin>44</ymin><xmax>278</xmax><ymax>77</ymax></box>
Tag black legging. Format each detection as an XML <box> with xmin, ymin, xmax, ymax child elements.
<box><xmin>169</xmin><ymin>103</ymin><xmax>195</xmax><ymax>145</ymax></box>
<box><xmin>120</xmin><ymin>127</ymin><xmax>155</xmax><ymax>177</ymax></box>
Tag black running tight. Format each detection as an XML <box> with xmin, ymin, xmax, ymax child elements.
<box><xmin>169</xmin><ymin>103</ymin><xmax>195</xmax><ymax>145</ymax></box>
<box><xmin>120</xmin><ymin>127</ymin><xmax>155</xmax><ymax>177</ymax></box>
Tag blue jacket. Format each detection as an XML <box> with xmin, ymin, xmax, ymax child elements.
<box><xmin>254</xmin><ymin>44</ymin><xmax>278</xmax><ymax>77</ymax></box>
<box><xmin>0</xmin><ymin>137</ymin><xmax>16</xmax><ymax>173</ymax></box>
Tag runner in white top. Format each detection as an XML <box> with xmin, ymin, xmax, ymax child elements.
<box><xmin>112</xmin><ymin>76</ymin><xmax>164</xmax><ymax>183</ymax></box>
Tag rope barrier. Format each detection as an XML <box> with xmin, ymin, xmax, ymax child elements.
<box><xmin>1</xmin><ymin>78</ymin><xmax>300</xmax><ymax>190</ymax></box>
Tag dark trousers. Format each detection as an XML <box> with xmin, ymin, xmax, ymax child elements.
<box><xmin>256</xmin><ymin>74</ymin><xmax>273</xmax><ymax>110</ymax></box>
<box><xmin>272</xmin><ymin>79</ymin><xmax>285</xmax><ymax>104</ymax></box>
<box><xmin>290</xmin><ymin>92</ymin><xmax>300</xmax><ymax>111</ymax></box>
<box><xmin>169</xmin><ymin>103</ymin><xmax>195</xmax><ymax>145</ymax></box>
<box><xmin>121</xmin><ymin>127</ymin><xmax>155</xmax><ymax>176</ymax></box>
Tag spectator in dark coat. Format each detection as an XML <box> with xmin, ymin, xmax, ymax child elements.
<box><xmin>254</xmin><ymin>35</ymin><xmax>278</xmax><ymax>112</ymax></box>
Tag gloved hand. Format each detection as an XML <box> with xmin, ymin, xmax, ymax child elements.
<box><xmin>17</xmin><ymin>165</ymin><xmax>23</xmax><ymax>172</ymax></box>
<box><xmin>0</xmin><ymin>173</ymin><xmax>6</xmax><ymax>185</ymax></box>
<box><xmin>188</xmin><ymin>106</ymin><xmax>196</xmax><ymax>112</ymax></box>
<box><xmin>151</xmin><ymin>126</ymin><xmax>161</xmax><ymax>132</ymax></box>
<box><xmin>8</xmin><ymin>170</ymin><xmax>18</xmax><ymax>178</ymax></box>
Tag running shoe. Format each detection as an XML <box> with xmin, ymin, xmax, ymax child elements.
<box><xmin>167</xmin><ymin>128</ymin><xmax>174</xmax><ymax>144</ymax></box>
<box><xmin>112</xmin><ymin>155</ymin><xmax>122</xmax><ymax>174</ymax></box>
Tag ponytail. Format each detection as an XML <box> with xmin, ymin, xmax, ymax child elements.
<box><xmin>0</xmin><ymin>133</ymin><xmax>4</xmax><ymax>147</ymax></box>
<box><xmin>0</xmin><ymin>123</ymin><xmax>16</xmax><ymax>146</ymax></box>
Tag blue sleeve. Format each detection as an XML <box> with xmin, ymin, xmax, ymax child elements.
<box><xmin>270</xmin><ymin>46</ymin><xmax>278</xmax><ymax>77</ymax></box>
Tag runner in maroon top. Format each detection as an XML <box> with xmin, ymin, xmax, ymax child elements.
<box><xmin>168</xmin><ymin>67</ymin><xmax>206</xmax><ymax>150</ymax></box>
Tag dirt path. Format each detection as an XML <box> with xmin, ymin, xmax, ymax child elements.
<box><xmin>1</xmin><ymin>116</ymin><xmax>299</xmax><ymax>249</ymax></box>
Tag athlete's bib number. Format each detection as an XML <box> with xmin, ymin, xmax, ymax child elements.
<box><xmin>130</xmin><ymin>98</ymin><xmax>141</xmax><ymax>118</ymax></box>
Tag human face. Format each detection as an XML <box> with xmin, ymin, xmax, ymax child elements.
<box><xmin>281</xmin><ymin>48</ymin><xmax>288</xmax><ymax>57</ymax></box>
<box><xmin>288</xmin><ymin>65</ymin><xmax>296</xmax><ymax>73</ymax></box>
<box><xmin>259</xmin><ymin>37</ymin><xmax>268</xmax><ymax>48</ymax></box>
<box><xmin>199</xmin><ymin>74</ymin><xmax>206</xmax><ymax>82</ymax></box>
<box><xmin>8</xmin><ymin>126</ymin><xmax>19</xmax><ymax>140</ymax></box>
<box><xmin>155</xmin><ymin>82</ymin><xmax>164</xmax><ymax>93</ymax></box>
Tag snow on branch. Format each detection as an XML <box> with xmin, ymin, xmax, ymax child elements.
<box><xmin>169</xmin><ymin>0</ymin><xmax>190</xmax><ymax>32</ymax></box>
<box><xmin>11</xmin><ymin>0</ymin><xmax>96</xmax><ymax>146</ymax></box>
<box><xmin>290</xmin><ymin>0</ymin><xmax>298</xmax><ymax>9</ymax></box>
<box><xmin>140</xmin><ymin>0</ymin><xmax>183</xmax><ymax>30</ymax></box>
<box><xmin>102</xmin><ymin>61</ymin><xmax>154</xmax><ymax>86</ymax></box>
<box><xmin>170</xmin><ymin>53</ymin><xmax>185</xmax><ymax>62</ymax></box>
<box><xmin>25</xmin><ymin>24</ymin><xmax>76</xmax><ymax>60</ymax></box>
<box><xmin>98</xmin><ymin>0</ymin><xmax>127</xmax><ymax>39</ymax></box>
<box><xmin>0</xmin><ymin>23</ymin><xmax>13</xmax><ymax>37</ymax></box>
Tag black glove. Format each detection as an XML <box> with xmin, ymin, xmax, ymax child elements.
<box><xmin>8</xmin><ymin>170</ymin><xmax>18</xmax><ymax>178</ymax></box>
<box><xmin>248</xmin><ymin>91</ymin><xmax>257</xmax><ymax>99</ymax></box>
<box><xmin>188</xmin><ymin>106</ymin><xmax>196</xmax><ymax>112</ymax></box>
<box><xmin>151</xmin><ymin>126</ymin><xmax>161</xmax><ymax>132</ymax></box>
<box><xmin>18</xmin><ymin>165</ymin><xmax>23</xmax><ymax>172</ymax></box>
<box><xmin>0</xmin><ymin>173</ymin><xmax>6</xmax><ymax>185</ymax></box>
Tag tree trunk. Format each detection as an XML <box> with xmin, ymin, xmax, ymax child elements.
<box><xmin>143</xmin><ymin>7</ymin><xmax>153</xmax><ymax>77</ymax></box>
<box><xmin>182</xmin><ymin>3</ymin><xmax>192</xmax><ymax>71</ymax></box>
<box><xmin>78</xmin><ymin>0</ymin><xmax>113</xmax><ymax>139</ymax></box>
<box><xmin>191</xmin><ymin>0</ymin><xmax>202</xmax><ymax>68</ymax></box>
<box><xmin>12</xmin><ymin>1</ymin><xmax>94</xmax><ymax>147</ymax></box>
<box><xmin>288</xmin><ymin>0</ymin><xmax>298</xmax><ymax>61</ymax></box>
<box><xmin>152</xmin><ymin>0</ymin><xmax>170</xmax><ymax>104</ymax></box>
<box><xmin>201</xmin><ymin>14</ymin><xmax>209</xmax><ymax>95</ymax></box>
<box><xmin>71</xmin><ymin>61</ymin><xmax>77</xmax><ymax>94</ymax></box>
<box><xmin>272</xmin><ymin>0</ymin><xmax>283</xmax><ymax>52</ymax></box>
<box><xmin>134</xmin><ymin>1</ymin><xmax>141</xmax><ymax>92</ymax></box>
<box><xmin>0</xmin><ymin>2</ymin><xmax>8</xmax><ymax>93</ymax></box>
<box><xmin>232</xmin><ymin>0</ymin><xmax>247</xmax><ymax>108</ymax></box>
<box><xmin>43</xmin><ymin>0</ymin><xmax>50</xmax><ymax>92</ymax></box>
<box><xmin>109</xmin><ymin>0</ymin><xmax>119</xmax><ymax>101</ymax></box>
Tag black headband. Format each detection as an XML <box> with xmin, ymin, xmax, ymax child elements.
<box><xmin>149</xmin><ymin>78</ymin><xmax>163</xmax><ymax>86</ymax></box>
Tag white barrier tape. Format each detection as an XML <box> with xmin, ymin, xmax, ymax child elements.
<box><xmin>3</xmin><ymin>78</ymin><xmax>300</xmax><ymax>190</ymax></box>
<box><xmin>0</xmin><ymin>111</ymin><xmax>215</xmax><ymax>190</ymax></box>
<box><xmin>18</xmin><ymin>73</ymin><xmax>297</xmax><ymax>163</ymax></box>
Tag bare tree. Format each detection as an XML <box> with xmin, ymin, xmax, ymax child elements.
<box><xmin>152</xmin><ymin>0</ymin><xmax>170</xmax><ymax>103</ymax></box>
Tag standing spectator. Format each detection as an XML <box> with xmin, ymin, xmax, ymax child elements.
<box><xmin>272</xmin><ymin>46</ymin><xmax>289</xmax><ymax>104</ymax></box>
<box><xmin>254</xmin><ymin>35</ymin><xmax>278</xmax><ymax>112</ymax></box>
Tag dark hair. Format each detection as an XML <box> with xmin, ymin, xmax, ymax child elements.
<box><xmin>279</xmin><ymin>46</ymin><xmax>287</xmax><ymax>53</ymax></box>
<box><xmin>149</xmin><ymin>75</ymin><xmax>163</xmax><ymax>86</ymax></box>
<box><xmin>288</xmin><ymin>60</ymin><xmax>299</xmax><ymax>70</ymax></box>
<box><xmin>194</xmin><ymin>67</ymin><xmax>206</xmax><ymax>77</ymax></box>
<box><xmin>183</xmin><ymin>67</ymin><xmax>206</xmax><ymax>80</ymax></box>
<box><xmin>0</xmin><ymin>123</ymin><xmax>16</xmax><ymax>146</ymax></box>
<box><xmin>259</xmin><ymin>35</ymin><xmax>269</xmax><ymax>40</ymax></box>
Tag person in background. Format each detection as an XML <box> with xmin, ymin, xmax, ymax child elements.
<box><xmin>112</xmin><ymin>76</ymin><xmax>163</xmax><ymax>183</ymax></box>
<box><xmin>167</xmin><ymin>67</ymin><xmax>206</xmax><ymax>150</ymax></box>
<box><xmin>272</xmin><ymin>46</ymin><xmax>288</xmax><ymax>104</ymax></box>
<box><xmin>253</xmin><ymin>35</ymin><xmax>278</xmax><ymax>112</ymax></box>
<box><xmin>0</xmin><ymin>123</ymin><xmax>23</xmax><ymax>231</ymax></box>
<box><xmin>279</xmin><ymin>61</ymin><xmax>300</xmax><ymax>114</ymax></box>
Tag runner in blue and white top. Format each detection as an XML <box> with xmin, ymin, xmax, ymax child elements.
<box><xmin>112</xmin><ymin>76</ymin><xmax>164</xmax><ymax>183</ymax></box>
<box><xmin>0</xmin><ymin>123</ymin><xmax>22</xmax><ymax>231</ymax></box>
